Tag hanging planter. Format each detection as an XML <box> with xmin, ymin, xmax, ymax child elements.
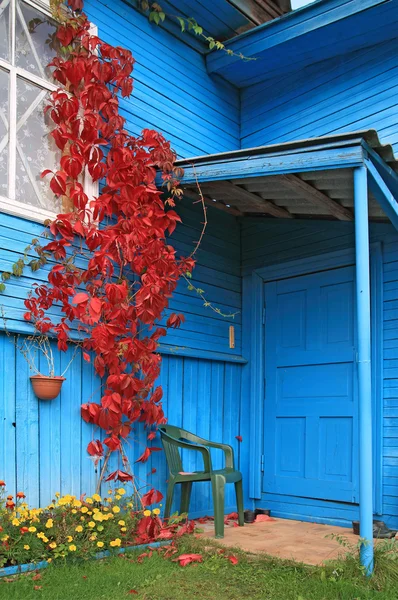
<box><xmin>30</xmin><ymin>375</ymin><xmax>66</xmax><ymax>400</ymax></box>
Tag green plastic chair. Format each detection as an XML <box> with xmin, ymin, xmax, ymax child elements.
<box><xmin>159</xmin><ymin>424</ymin><xmax>244</xmax><ymax>538</ymax></box>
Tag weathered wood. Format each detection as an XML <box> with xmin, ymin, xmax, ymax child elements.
<box><xmin>221</xmin><ymin>181</ymin><xmax>293</xmax><ymax>218</ymax></box>
<box><xmin>183</xmin><ymin>187</ymin><xmax>243</xmax><ymax>217</ymax></box>
<box><xmin>278</xmin><ymin>174</ymin><xmax>353</xmax><ymax>221</ymax></box>
<box><xmin>227</xmin><ymin>0</ymin><xmax>282</xmax><ymax>25</ymax></box>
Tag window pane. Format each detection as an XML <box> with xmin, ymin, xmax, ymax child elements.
<box><xmin>16</xmin><ymin>78</ymin><xmax>61</xmax><ymax>212</ymax></box>
<box><xmin>0</xmin><ymin>0</ymin><xmax>11</xmax><ymax>63</ymax></box>
<box><xmin>0</xmin><ymin>68</ymin><xmax>9</xmax><ymax>197</ymax></box>
<box><xmin>15</xmin><ymin>1</ymin><xmax>57</xmax><ymax>81</ymax></box>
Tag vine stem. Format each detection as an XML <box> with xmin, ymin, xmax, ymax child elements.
<box><xmin>96</xmin><ymin>448</ymin><xmax>111</xmax><ymax>494</ymax></box>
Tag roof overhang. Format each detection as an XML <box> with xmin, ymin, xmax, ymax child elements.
<box><xmin>206</xmin><ymin>0</ymin><xmax>395</xmax><ymax>86</ymax></box>
<box><xmin>175</xmin><ymin>131</ymin><xmax>398</xmax><ymax>224</ymax></box>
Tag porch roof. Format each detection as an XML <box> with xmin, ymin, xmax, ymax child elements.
<box><xmin>176</xmin><ymin>130</ymin><xmax>398</xmax><ymax>226</ymax></box>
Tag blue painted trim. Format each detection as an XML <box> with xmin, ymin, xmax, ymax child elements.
<box><xmin>249</xmin><ymin>272</ymin><xmax>264</xmax><ymax>500</ymax></box>
<box><xmin>366</xmin><ymin>159</ymin><xmax>398</xmax><ymax>232</ymax></box>
<box><xmin>207</xmin><ymin>0</ymin><xmax>389</xmax><ymax>74</ymax></box>
<box><xmin>158</xmin><ymin>344</ymin><xmax>247</xmax><ymax>364</ymax></box>
<box><xmin>0</xmin><ymin>541</ymin><xmax>169</xmax><ymax>578</ymax></box>
<box><xmin>370</xmin><ymin>242</ymin><xmax>383</xmax><ymax>517</ymax></box>
<box><xmin>354</xmin><ymin>166</ymin><xmax>374</xmax><ymax>575</ymax></box>
<box><xmin>178</xmin><ymin>146</ymin><xmax>364</xmax><ymax>184</ymax></box>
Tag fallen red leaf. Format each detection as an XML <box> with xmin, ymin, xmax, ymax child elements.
<box><xmin>227</xmin><ymin>554</ymin><xmax>239</xmax><ymax>565</ymax></box>
<box><xmin>32</xmin><ymin>573</ymin><xmax>42</xmax><ymax>581</ymax></box>
<box><xmin>34</xmin><ymin>586</ymin><xmax>42</xmax><ymax>590</ymax></box>
<box><xmin>128</xmin><ymin>591</ymin><xmax>138</xmax><ymax>595</ymax></box>
<box><xmin>255</xmin><ymin>514</ymin><xmax>276</xmax><ymax>523</ymax></box>
<box><xmin>173</xmin><ymin>553</ymin><xmax>203</xmax><ymax>567</ymax></box>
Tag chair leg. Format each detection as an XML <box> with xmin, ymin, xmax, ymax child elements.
<box><xmin>235</xmin><ymin>479</ymin><xmax>244</xmax><ymax>527</ymax></box>
<box><xmin>211</xmin><ymin>474</ymin><xmax>225</xmax><ymax>539</ymax></box>
<box><xmin>180</xmin><ymin>481</ymin><xmax>192</xmax><ymax>516</ymax></box>
<box><xmin>164</xmin><ymin>480</ymin><xmax>175</xmax><ymax>520</ymax></box>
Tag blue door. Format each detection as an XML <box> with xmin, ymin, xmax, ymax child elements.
<box><xmin>263</xmin><ymin>266</ymin><xmax>359</xmax><ymax>503</ymax></box>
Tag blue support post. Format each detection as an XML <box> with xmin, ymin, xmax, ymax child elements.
<box><xmin>354</xmin><ymin>166</ymin><xmax>374</xmax><ymax>575</ymax></box>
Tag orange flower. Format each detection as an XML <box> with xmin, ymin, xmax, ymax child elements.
<box><xmin>6</xmin><ymin>500</ymin><xmax>15</xmax><ymax>510</ymax></box>
<box><xmin>0</xmin><ymin>481</ymin><xmax>5</xmax><ymax>487</ymax></box>
<box><xmin>6</xmin><ymin>495</ymin><xmax>13</xmax><ymax>500</ymax></box>
<box><xmin>16</xmin><ymin>492</ymin><xmax>26</xmax><ymax>499</ymax></box>
<box><xmin>20</xmin><ymin>527</ymin><xmax>29</xmax><ymax>534</ymax></box>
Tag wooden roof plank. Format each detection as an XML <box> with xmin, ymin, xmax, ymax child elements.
<box><xmin>278</xmin><ymin>173</ymin><xmax>353</xmax><ymax>221</ymax></box>
<box><xmin>222</xmin><ymin>181</ymin><xmax>294</xmax><ymax>218</ymax></box>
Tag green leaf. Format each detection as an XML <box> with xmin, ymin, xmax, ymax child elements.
<box><xmin>176</xmin><ymin>17</ymin><xmax>185</xmax><ymax>32</ymax></box>
<box><xmin>159</xmin><ymin>11</ymin><xmax>165</xmax><ymax>22</ymax></box>
<box><xmin>1</xmin><ymin>272</ymin><xmax>11</xmax><ymax>281</ymax></box>
<box><xmin>0</xmin><ymin>283</ymin><xmax>6</xmax><ymax>293</ymax></box>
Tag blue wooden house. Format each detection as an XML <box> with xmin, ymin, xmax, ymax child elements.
<box><xmin>1</xmin><ymin>0</ymin><xmax>398</xmax><ymax>570</ymax></box>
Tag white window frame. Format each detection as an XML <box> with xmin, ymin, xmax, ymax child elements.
<box><xmin>0</xmin><ymin>0</ymin><xmax>98</xmax><ymax>223</ymax></box>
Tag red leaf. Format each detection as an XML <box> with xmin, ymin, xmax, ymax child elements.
<box><xmin>128</xmin><ymin>591</ymin><xmax>138</xmax><ymax>595</ymax></box>
<box><xmin>32</xmin><ymin>573</ymin><xmax>42</xmax><ymax>581</ymax></box>
<box><xmin>173</xmin><ymin>553</ymin><xmax>203</xmax><ymax>567</ymax></box>
<box><xmin>227</xmin><ymin>554</ymin><xmax>239</xmax><ymax>565</ymax></box>
<box><xmin>255</xmin><ymin>514</ymin><xmax>276</xmax><ymax>523</ymax></box>
<box><xmin>73</xmin><ymin>293</ymin><xmax>89</xmax><ymax>304</ymax></box>
<box><xmin>83</xmin><ymin>352</ymin><xmax>91</xmax><ymax>363</ymax></box>
<box><xmin>235</xmin><ymin>436</ymin><xmax>243</xmax><ymax>442</ymax></box>
<box><xmin>87</xmin><ymin>439</ymin><xmax>103</xmax><ymax>457</ymax></box>
<box><xmin>141</xmin><ymin>488</ymin><xmax>163</xmax><ymax>507</ymax></box>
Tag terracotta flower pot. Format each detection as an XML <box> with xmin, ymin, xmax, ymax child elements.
<box><xmin>30</xmin><ymin>375</ymin><xmax>66</xmax><ymax>400</ymax></box>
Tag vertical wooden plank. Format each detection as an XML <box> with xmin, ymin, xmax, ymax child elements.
<box><xmin>0</xmin><ymin>332</ymin><xmax>16</xmax><ymax>493</ymax></box>
<box><xmin>164</xmin><ymin>356</ymin><xmax>183</xmax><ymax>513</ymax></box>
<box><xmin>182</xmin><ymin>358</ymin><xmax>198</xmax><ymax>512</ymax></box>
<box><xmin>39</xmin><ymin>340</ymin><xmax>61</xmax><ymax>505</ymax></box>
<box><xmin>81</xmin><ymin>356</ymin><xmax>100</xmax><ymax>497</ymax></box>
<box><xmin>16</xmin><ymin>347</ymin><xmax>39</xmax><ymax>506</ymax></box>
<box><xmin>224</xmin><ymin>364</ymin><xmax>240</xmax><ymax>509</ymax></box>
<box><xmin>60</xmin><ymin>347</ymin><xmax>82</xmax><ymax>497</ymax></box>
<box><xmin>196</xmin><ymin>360</ymin><xmax>212</xmax><ymax>512</ymax></box>
<box><xmin>150</xmin><ymin>355</ymin><xmax>169</xmax><ymax>501</ymax></box>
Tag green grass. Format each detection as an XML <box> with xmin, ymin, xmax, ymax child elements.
<box><xmin>0</xmin><ymin>537</ymin><xmax>397</xmax><ymax>600</ymax></box>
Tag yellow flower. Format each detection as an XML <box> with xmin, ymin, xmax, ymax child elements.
<box><xmin>71</xmin><ymin>509</ymin><xmax>77</xmax><ymax>514</ymax></box>
<box><xmin>118</xmin><ymin>520</ymin><xmax>125</xmax><ymax>526</ymax></box>
<box><xmin>88</xmin><ymin>511</ymin><xmax>93</xmax><ymax>516</ymax></box>
<box><xmin>47</xmin><ymin>558</ymin><xmax>52</xmax><ymax>563</ymax></box>
<box><xmin>93</xmin><ymin>512</ymin><xmax>104</xmax><ymax>522</ymax></box>
<box><xmin>143</xmin><ymin>510</ymin><xmax>151</xmax><ymax>517</ymax></box>
<box><xmin>93</xmin><ymin>508</ymin><xmax>99</xmax><ymax>514</ymax></box>
<box><xmin>103</xmin><ymin>507</ymin><xmax>109</xmax><ymax>512</ymax></box>
<box><xmin>55</xmin><ymin>492</ymin><xmax>60</xmax><ymax>498</ymax></box>
<box><xmin>88</xmin><ymin>521</ymin><xmax>95</xmax><ymax>528</ymax></box>
<box><xmin>67</xmin><ymin>536</ymin><xmax>73</xmax><ymax>543</ymax></box>
<box><xmin>75</xmin><ymin>525</ymin><xmax>83</xmax><ymax>533</ymax></box>
<box><xmin>120</xmin><ymin>527</ymin><xmax>127</xmax><ymax>532</ymax></box>
<box><xmin>12</xmin><ymin>518</ymin><xmax>20</xmax><ymax>526</ymax></box>
<box><xmin>127</xmin><ymin>503</ymin><xmax>133</xmax><ymax>508</ymax></box>
<box><xmin>42</xmin><ymin>536</ymin><xmax>49</xmax><ymax>543</ymax></box>
<box><xmin>1</xmin><ymin>535</ymin><xmax>9</xmax><ymax>541</ymax></box>
<box><xmin>108</xmin><ymin>490</ymin><xmax>113</xmax><ymax>495</ymax></box>
<box><xmin>28</xmin><ymin>526</ymin><xmax>36</xmax><ymax>533</ymax></box>
<box><xmin>47</xmin><ymin>504</ymin><xmax>54</xmax><ymax>509</ymax></box>
<box><xmin>81</xmin><ymin>507</ymin><xmax>88</xmax><ymax>514</ymax></box>
<box><xmin>69</xmin><ymin>544</ymin><xmax>77</xmax><ymax>552</ymax></box>
<box><xmin>117</xmin><ymin>488</ymin><xmax>126</xmax><ymax>496</ymax></box>
<box><xmin>49</xmin><ymin>542</ymin><xmax>57</xmax><ymax>549</ymax></box>
<box><xmin>45</xmin><ymin>519</ymin><xmax>53</xmax><ymax>528</ymax></box>
<box><xmin>112</xmin><ymin>506</ymin><xmax>120</xmax><ymax>514</ymax></box>
<box><xmin>92</xmin><ymin>494</ymin><xmax>101</xmax><ymax>502</ymax></box>
<box><xmin>153</xmin><ymin>508</ymin><xmax>160</xmax><ymax>515</ymax></box>
<box><xmin>85</xmin><ymin>498</ymin><xmax>93</xmax><ymax>504</ymax></box>
<box><xmin>115</xmin><ymin>494</ymin><xmax>121</xmax><ymax>500</ymax></box>
<box><xmin>110</xmin><ymin>538</ymin><xmax>121</xmax><ymax>547</ymax></box>
<box><xmin>97</xmin><ymin>541</ymin><xmax>104</xmax><ymax>548</ymax></box>
<box><xmin>89</xmin><ymin>534</ymin><xmax>97</xmax><ymax>541</ymax></box>
<box><xmin>24</xmin><ymin>545</ymin><xmax>30</xmax><ymax>550</ymax></box>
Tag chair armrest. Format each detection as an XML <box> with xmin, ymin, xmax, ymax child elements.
<box><xmin>162</xmin><ymin>432</ymin><xmax>213</xmax><ymax>472</ymax></box>
<box><xmin>195</xmin><ymin>438</ymin><xmax>235</xmax><ymax>469</ymax></box>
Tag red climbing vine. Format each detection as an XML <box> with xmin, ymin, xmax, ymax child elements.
<box><xmin>24</xmin><ymin>0</ymin><xmax>194</xmax><ymax>487</ymax></box>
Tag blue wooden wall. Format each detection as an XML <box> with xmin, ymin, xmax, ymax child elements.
<box><xmin>84</xmin><ymin>0</ymin><xmax>240</xmax><ymax>158</ymax></box>
<box><xmin>242</xmin><ymin>218</ymin><xmax>398</xmax><ymax>528</ymax></box>
<box><xmin>0</xmin><ymin>195</ymin><xmax>247</xmax><ymax>514</ymax></box>
<box><xmin>241</xmin><ymin>37</ymin><xmax>398</xmax><ymax>153</ymax></box>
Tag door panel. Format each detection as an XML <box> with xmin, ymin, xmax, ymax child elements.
<box><xmin>263</xmin><ymin>266</ymin><xmax>358</xmax><ymax>503</ymax></box>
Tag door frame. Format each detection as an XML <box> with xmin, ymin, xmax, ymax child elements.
<box><xmin>249</xmin><ymin>245</ymin><xmax>383</xmax><ymax>515</ymax></box>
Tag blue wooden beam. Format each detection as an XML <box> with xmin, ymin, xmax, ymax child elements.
<box><xmin>354</xmin><ymin>166</ymin><xmax>374</xmax><ymax>575</ymax></box>
<box><xmin>365</xmin><ymin>158</ymin><xmax>398</xmax><ymax>232</ymax></box>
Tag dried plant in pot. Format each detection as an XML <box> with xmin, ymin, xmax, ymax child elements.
<box><xmin>2</xmin><ymin>311</ymin><xmax>79</xmax><ymax>400</ymax></box>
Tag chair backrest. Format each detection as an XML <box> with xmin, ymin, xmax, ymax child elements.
<box><xmin>159</xmin><ymin>425</ymin><xmax>200</xmax><ymax>475</ymax></box>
